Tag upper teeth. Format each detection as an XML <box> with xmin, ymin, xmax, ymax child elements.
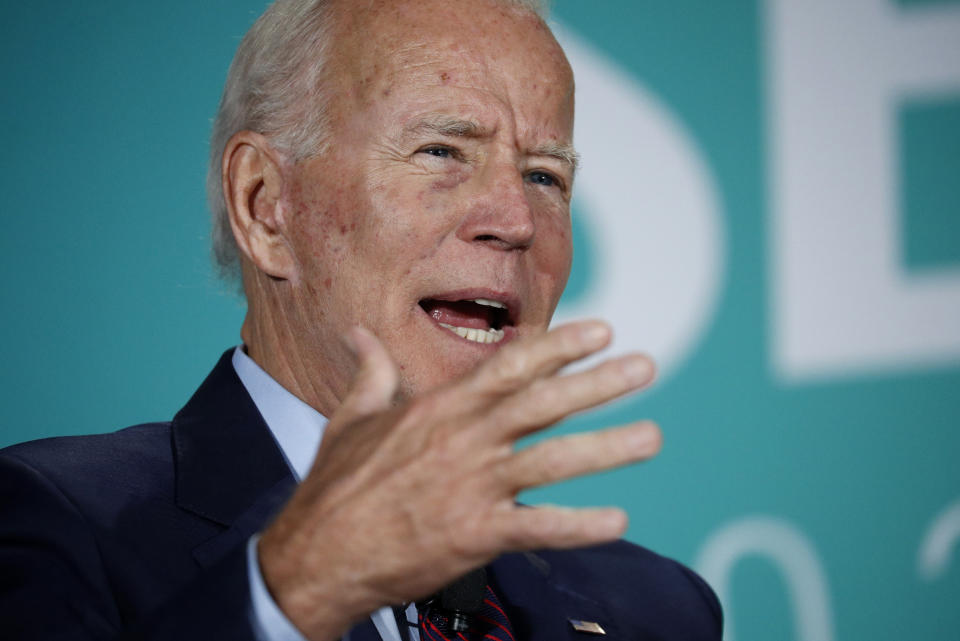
<box><xmin>472</xmin><ymin>298</ymin><xmax>506</xmax><ymax>309</ymax></box>
<box><xmin>439</xmin><ymin>323</ymin><xmax>505</xmax><ymax>344</ymax></box>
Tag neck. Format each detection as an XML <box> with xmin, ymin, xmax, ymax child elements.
<box><xmin>240</xmin><ymin>268</ymin><xmax>351</xmax><ymax>419</ymax></box>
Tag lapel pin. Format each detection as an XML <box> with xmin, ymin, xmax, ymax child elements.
<box><xmin>568</xmin><ymin>619</ymin><xmax>606</xmax><ymax>635</ymax></box>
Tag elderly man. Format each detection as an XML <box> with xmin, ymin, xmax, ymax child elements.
<box><xmin>0</xmin><ymin>0</ymin><xmax>721</xmax><ymax>639</ymax></box>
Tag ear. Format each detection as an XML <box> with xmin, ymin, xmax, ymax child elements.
<box><xmin>222</xmin><ymin>131</ymin><xmax>295</xmax><ymax>280</ymax></box>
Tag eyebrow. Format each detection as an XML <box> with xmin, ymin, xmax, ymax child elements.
<box><xmin>532</xmin><ymin>141</ymin><xmax>581</xmax><ymax>173</ymax></box>
<box><xmin>404</xmin><ymin>115</ymin><xmax>487</xmax><ymax>140</ymax></box>
<box><xmin>403</xmin><ymin>114</ymin><xmax>581</xmax><ymax>173</ymax></box>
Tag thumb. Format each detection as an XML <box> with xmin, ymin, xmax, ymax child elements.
<box><xmin>335</xmin><ymin>326</ymin><xmax>400</xmax><ymax>426</ymax></box>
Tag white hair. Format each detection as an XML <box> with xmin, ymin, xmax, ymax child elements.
<box><xmin>207</xmin><ymin>0</ymin><xmax>548</xmax><ymax>284</ymax></box>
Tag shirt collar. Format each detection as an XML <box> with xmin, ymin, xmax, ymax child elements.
<box><xmin>231</xmin><ymin>346</ymin><xmax>328</xmax><ymax>481</ymax></box>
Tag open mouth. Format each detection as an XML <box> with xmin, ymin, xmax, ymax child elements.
<box><xmin>418</xmin><ymin>297</ymin><xmax>514</xmax><ymax>344</ymax></box>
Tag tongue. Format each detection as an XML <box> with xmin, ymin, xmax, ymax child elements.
<box><xmin>421</xmin><ymin>300</ymin><xmax>495</xmax><ymax>330</ymax></box>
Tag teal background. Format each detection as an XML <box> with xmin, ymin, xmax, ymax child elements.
<box><xmin>901</xmin><ymin>97</ymin><xmax>960</xmax><ymax>270</ymax></box>
<box><xmin>1</xmin><ymin>1</ymin><xmax>958</xmax><ymax>639</ymax></box>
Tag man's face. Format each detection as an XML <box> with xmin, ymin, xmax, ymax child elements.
<box><xmin>278</xmin><ymin>0</ymin><xmax>576</xmax><ymax>402</ymax></box>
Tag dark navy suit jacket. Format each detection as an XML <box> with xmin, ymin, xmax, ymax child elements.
<box><xmin>0</xmin><ymin>351</ymin><xmax>722</xmax><ymax>640</ymax></box>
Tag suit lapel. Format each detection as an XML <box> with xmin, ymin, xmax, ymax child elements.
<box><xmin>175</xmin><ymin>352</ymin><xmax>395</xmax><ymax>640</ymax></box>
<box><xmin>491</xmin><ymin>552</ymin><xmax>622</xmax><ymax>641</ymax></box>
<box><xmin>170</xmin><ymin>350</ymin><xmax>295</xmax><ymax>563</ymax></box>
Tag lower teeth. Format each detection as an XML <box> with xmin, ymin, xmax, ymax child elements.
<box><xmin>438</xmin><ymin>323</ymin><xmax>505</xmax><ymax>344</ymax></box>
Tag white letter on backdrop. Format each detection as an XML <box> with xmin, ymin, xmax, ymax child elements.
<box><xmin>696</xmin><ymin>516</ymin><xmax>835</xmax><ymax>641</ymax></box>
<box><xmin>918</xmin><ymin>498</ymin><xmax>960</xmax><ymax>581</ymax></box>
<box><xmin>768</xmin><ymin>0</ymin><xmax>960</xmax><ymax>380</ymax></box>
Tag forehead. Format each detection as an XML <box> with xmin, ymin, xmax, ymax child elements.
<box><xmin>327</xmin><ymin>0</ymin><xmax>574</xmax><ymax>136</ymax></box>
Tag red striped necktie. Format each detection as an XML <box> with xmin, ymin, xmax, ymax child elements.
<box><xmin>417</xmin><ymin>584</ymin><xmax>516</xmax><ymax>641</ymax></box>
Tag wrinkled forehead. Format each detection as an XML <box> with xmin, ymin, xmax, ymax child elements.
<box><xmin>325</xmin><ymin>0</ymin><xmax>574</xmax><ymax>119</ymax></box>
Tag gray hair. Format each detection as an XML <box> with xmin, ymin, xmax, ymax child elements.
<box><xmin>207</xmin><ymin>0</ymin><xmax>547</xmax><ymax>284</ymax></box>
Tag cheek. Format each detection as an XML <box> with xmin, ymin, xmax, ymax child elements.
<box><xmin>298</xmin><ymin>206</ymin><xmax>341</xmax><ymax>253</ymax></box>
<box><xmin>429</xmin><ymin>167</ymin><xmax>470</xmax><ymax>192</ymax></box>
<box><xmin>536</xmin><ymin>217</ymin><xmax>574</xmax><ymax>292</ymax></box>
<box><xmin>543</xmin><ymin>212</ymin><xmax>573</xmax><ymax>261</ymax></box>
<box><xmin>281</xmin><ymin>202</ymin><xmax>353</xmax><ymax>292</ymax></box>
<box><xmin>369</xmin><ymin>183</ymin><xmax>457</xmax><ymax>252</ymax></box>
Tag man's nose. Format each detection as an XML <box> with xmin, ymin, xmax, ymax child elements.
<box><xmin>456</xmin><ymin>162</ymin><xmax>536</xmax><ymax>250</ymax></box>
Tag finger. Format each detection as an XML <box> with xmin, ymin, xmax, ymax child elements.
<box><xmin>491</xmin><ymin>352</ymin><xmax>656</xmax><ymax>440</ymax></box>
<box><xmin>499</xmin><ymin>421</ymin><xmax>662</xmax><ymax>491</ymax></box>
<box><xmin>495</xmin><ymin>505</ymin><xmax>629</xmax><ymax>550</ymax></box>
<box><xmin>335</xmin><ymin>326</ymin><xmax>400</xmax><ymax>425</ymax></box>
<box><xmin>468</xmin><ymin>320</ymin><xmax>612</xmax><ymax>399</ymax></box>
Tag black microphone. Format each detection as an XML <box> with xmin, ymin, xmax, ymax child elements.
<box><xmin>435</xmin><ymin>567</ymin><xmax>487</xmax><ymax>633</ymax></box>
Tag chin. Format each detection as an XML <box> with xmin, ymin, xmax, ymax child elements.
<box><xmin>391</xmin><ymin>339</ymin><xmax>501</xmax><ymax>400</ymax></box>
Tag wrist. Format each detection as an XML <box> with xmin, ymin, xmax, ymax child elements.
<box><xmin>258</xmin><ymin>527</ymin><xmax>373</xmax><ymax>641</ymax></box>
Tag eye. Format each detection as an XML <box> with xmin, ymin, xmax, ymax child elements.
<box><xmin>418</xmin><ymin>145</ymin><xmax>458</xmax><ymax>160</ymax></box>
<box><xmin>526</xmin><ymin>170</ymin><xmax>561</xmax><ymax>189</ymax></box>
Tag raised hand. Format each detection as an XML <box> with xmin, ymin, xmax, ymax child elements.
<box><xmin>258</xmin><ymin>320</ymin><xmax>660</xmax><ymax>641</ymax></box>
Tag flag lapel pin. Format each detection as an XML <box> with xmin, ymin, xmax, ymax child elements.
<box><xmin>568</xmin><ymin>619</ymin><xmax>606</xmax><ymax>635</ymax></box>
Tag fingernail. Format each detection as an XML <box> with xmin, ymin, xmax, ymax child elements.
<box><xmin>580</xmin><ymin>321</ymin><xmax>610</xmax><ymax>347</ymax></box>
<box><xmin>599</xmin><ymin>508</ymin><xmax>628</xmax><ymax>535</ymax></box>
<box><xmin>627</xmin><ymin>422</ymin><xmax>661</xmax><ymax>453</ymax></box>
<box><xmin>622</xmin><ymin>356</ymin><xmax>652</xmax><ymax>385</ymax></box>
<box><xmin>626</xmin><ymin>424</ymin><xmax>653</xmax><ymax>449</ymax></box>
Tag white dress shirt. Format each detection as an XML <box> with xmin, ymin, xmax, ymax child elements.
<box><xmin>232</xmin><ymin>347</ymin><xmax>419</xmax><ymax>641</ymax></box>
